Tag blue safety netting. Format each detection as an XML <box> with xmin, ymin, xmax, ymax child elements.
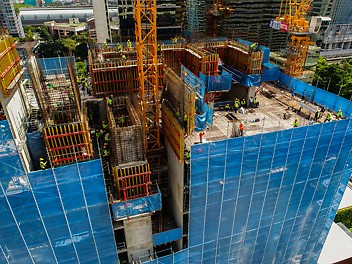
<box><xmin>39</xmin><ymin>57</ymin><xmax>76</xmax><ymax>76</ymax></box>
<box><xmin>152</xmin><ymin>228</ymin><xmax>182</xmax><ymax>246</ymax></box>
<box><xmin>143</xmin><ymin>119</ymin><xmax>352</xmax><ymax>264</ymax></box>
<box><xmin>0</xmin><ymin>121</ymin><xmax>118</xmax><ymax>264</ymax></box>
<box><xmin>111</xmin><ymin>190</ymin><xmax>162</xmax><ymax>221</ymax></box>
<box><xmin>262</xmin><ymin>62</ymin><xmax>280</xmax><ymax>82</ymax></box>
<box><xmin>278</xmin><ymin>72</ymin><xmax>352</xmax><ymax>116</ymax></box>
<box><xmin>220</xmin><ymin>65</ymin><xmax>261</xmax><ymax>87</ymax></box>
<box><xmin>182</xmin><ymin>65</ymin><xmax>205</xmax><ymax>100</ymax></box>
<box><xmin>199</xmin><ymin>70</ymin><xmax>232</xmax><ymax>92</ymax></box>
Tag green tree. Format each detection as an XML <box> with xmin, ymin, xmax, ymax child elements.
<box><xmin>59</xmin><ymin>38</ymin><xmax>78</xmax><ymax>52</ymax></box>
<box><xmin>39</xmin><ymin>26</ymin><xmax>51</xmax><ymax>41</ymax></box>
<box><xmin>313</xmin><ymin>56</ymin><xmax>352</xmax><ymax>99</ymax></box>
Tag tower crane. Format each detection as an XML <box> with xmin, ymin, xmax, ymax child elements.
<box><xmin>272</xmin><ymin>0</ymin><xmax>314</xmax><ymax>77</ymax></box>
<box><xmin>134</xmin><ymin>0</ymin><xmax>161</xmax><ymax>161</ymax></box>
<box><xmin>208</xmin><ymin>0</ymin><xmax>234</xmax><ymax>37</ymax></box>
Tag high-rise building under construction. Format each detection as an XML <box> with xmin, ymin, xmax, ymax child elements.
<box><xmin>1</xmin><ymin>3</ymin><xmax>352</xmax><ymax>264</ymax></box>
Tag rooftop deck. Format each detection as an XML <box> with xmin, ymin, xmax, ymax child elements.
<box><xmin>185</xmin><ymin>83</ymin><xmax>336</xmax><ymax>149</ymax></box>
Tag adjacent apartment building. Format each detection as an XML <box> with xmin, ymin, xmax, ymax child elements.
<box><xmin>0</xmin><ymin>0</ymin><xmax>25</xmax><ymax>38</ymax></box>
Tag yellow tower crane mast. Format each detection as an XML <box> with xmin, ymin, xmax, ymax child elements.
<box><xmin>134</xmin><ymin>0</ymin><xmax>161</xmax><ymax>160</ymax></box>
<box><xmin>275</xmin><ymin>0</ymin><xmax>314</xmax><ymax>77</ymax></box>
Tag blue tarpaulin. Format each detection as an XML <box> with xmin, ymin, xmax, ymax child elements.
<box><xmin>111</xmin><ymin>190</ymin><xmax>162</xmax><ymax>220</ymax></box>
<box><xmin>199</xmin><ymin>70</ymin><xmax>232</xmax><ymax>92</ymax></box>
<box><xmin>152</xmin><ymin>228</ymin><xmax>182</xmax><ymax>246</ymax></box>
<box><xmin>262</xmin><ymin>62</ymin><xmax>280</xmax><ymax>82</ymax></box>
<box><xmin>220</xmin><ymin>65</ymin><xmax>261</xmax><ymax>87</ymax></box>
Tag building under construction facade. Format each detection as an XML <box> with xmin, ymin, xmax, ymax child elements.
<box><xmin>1</xmin><ymin>28</ymin><xmax>352</xmax><ymax>264</ymax></box>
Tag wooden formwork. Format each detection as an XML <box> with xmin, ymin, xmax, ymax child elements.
<box><xmin>162</xmin><ymin>46</ymin><xmax>186</xmax><ymax>73</ymax></box>
<box><xmin>163</xmin><ymin>67</ymin><xmax>196</xmax><ymax>135</ymax></box>
<box><xmin>112</xmin><ymin>162</ymin><xmax>151</xmax><ymax>200</ymax></box>
<box><xmin>161</xmin><ymin>104</ymin><xmax>184</xmax><ymax>162</ymax></box>
<box><xmin>42</xmin><ymin>118</ymin><xmax>93</xmax><ymax>166</ymax></box>
<box><xmin>89</xmin><ymin>58</ymin><xmax>164</xmax><ymax>98</ymax></box>
<box><xmin>107</xmin><ymin>96</ymin><xmax>145</xmax><ymax>166</ymax></box>
<box><xmin>0</xmin><ymin>36</ymin><xmax>22</xmax><ymax>98</ymax></box>
<box><xmin>222</xmin><ymin>42</ymin><xmax>263</xmax><ymax>75</ymax></box>
<box><xmin>185</xmin><ymin>44</ymin><xmax>219</xmax><ymax>76</ymax></box>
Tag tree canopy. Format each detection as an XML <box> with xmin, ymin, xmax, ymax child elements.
<box><xmin>313</xmin><ymin>56</ymin><xmax>352</xmax><ymax>100</ymax></box>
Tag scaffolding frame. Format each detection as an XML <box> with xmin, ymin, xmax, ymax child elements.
<box><xmin>28</xmin><ymin>56</ymin><xmax>93</xmax><ymax>166</ymax></box>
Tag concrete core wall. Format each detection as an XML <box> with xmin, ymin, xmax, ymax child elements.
<box><xmin>165</xmin><ymin>140</ymin><xmax>184</xmax><ymax>250</ymax></box>
<box><xmin>124</xmin><ymin>215</ymin><xmax>153</xmax><ymax>263</ymax></box>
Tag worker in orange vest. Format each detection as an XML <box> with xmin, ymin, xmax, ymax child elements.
<box><xmin>199</xmin><ymin>131</ymin><xmax>205</xmax><ymax>143</ymax></box>
<box><xmin>239</xmin><ymin>123</ymin><xmax>244</xmax><ymax>136</ymax></box>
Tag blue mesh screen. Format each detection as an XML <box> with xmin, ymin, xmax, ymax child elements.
<box><xmin>143</xmin><ymin>119</ymin><xmax>352</xmax><ymax>264</ymax></box>
<box><xmin>0</xmin><ymin>121</ymin><xmax>118</xmax><ymax>263</ymax></box>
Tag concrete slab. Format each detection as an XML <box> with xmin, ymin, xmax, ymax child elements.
<box><xmin>185</xmin><ymin>84</ymin><xmax>327</xmax><ymax>150</ymax></box>
<box><xmin>318</xmin><ymin>222</ymin><xmax>352</xmax><ymax>264</ymax></box>
<box><xmin>339</xmin><ymin>186</ymin><xmax>352</xmax><ymax>210</ymax></box>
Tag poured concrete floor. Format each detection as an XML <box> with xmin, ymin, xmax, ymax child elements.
<box><xmin>185</xmin><ymin>84</ymin><xmax>332</xmax><ymax>149</ymax></box>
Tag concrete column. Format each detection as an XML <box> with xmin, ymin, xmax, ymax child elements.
<box><xmin>124</xmin><ymin>215</ymin><xmax>153</xmax><ymax>263</ymax></box>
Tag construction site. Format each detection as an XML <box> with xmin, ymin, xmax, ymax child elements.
<box><xmin>1</xmin><ymin>0</ymin><xmax>352</xmax><ymax>263</ymax></box>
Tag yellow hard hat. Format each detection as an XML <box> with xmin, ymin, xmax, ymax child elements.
<box><xmin>40</xmin><ymin>158</ymin><xmax>44</xmax><ymax>161</ymax></box>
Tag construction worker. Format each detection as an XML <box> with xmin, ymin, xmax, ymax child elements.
<box><xmin>241</xmin><ymin>98</ymin><xmax>246</xmax><ymax>108</ymax></box>
<box><xmin>173</xmin><ymin>37</ymin><xmax>178</xmax><ymax>44</ymax></box>
<box><xmin>234</xmin><ymin>98</ymin><xmax>240</xmax><ymax>113</ymax></box>
<box><xmin>199</xmin><ymin>131</ymin><xmax>205</xmax><ymax>143</ymax></box>
<box><xmin>102</xmin><ymin>121</ymin><xmax>108</xmax><ymax>130</ymax></box>
<box><xmin>119</xmin><ymin>116</ymin><xmax>125</xmax><ymax>125</ymax></box>
<box><xmin>184</xmin><ymin>149</ymin><xmax>190</xmax><ymax>159</ymax></box>
<box><xmin>314</xmin><ymin>110</ymin><xmax>320</xmax><ymax>122</ymax></box>
<box><xmin>250</xmin><ymin>42</ymin><xmax>258</xmax><ymax>52</ymax></box>
<box><xmin>106</xmin><ymin>96</ymin><xmax>113</xmax><ymax>107</ymax></box>
<box><xmin>293</xmin><ymin>118</ymin><xmax>299</xmax><ymax>127</ymax></box>
<box><xmin>104</xmin><ymin>132</ymin><xmax>111</xmax><ymax>142</ymax></box>
<box><xmin>253</xmin><ymin>97</ymin><xmax>258</xmax><ymax>107</ymax></box>
<box><xmin>96</xmin><ymin>130</ymin><xmax>102</xmax><ymax>139</ymax></box>
<box><xmin>117</xmin><ymin>43</ymin><xmax>122</xmax><ymax>51</ymax></box>
<box><xmin>39</xmin><ymin>158</ymin><xmax>47</xmax><ymax>170</ymax></box>
<box><xmin>176</xmin><ymin>110</ymin><xmax>180</xmax><ymax>118</ymax></box>
<box><xmin>336</xmin><ymin>109</ymin><xmax>342</xmax><ymax>120</ymax></box>
<box><xmin>224</xmin><ymin>103</ymin><xmax>230</xmax><ymax>111</ymax></box>
<box><xmin>324</xmin><ymin>112</ymin><xmax>332</xmax><ymax>122</ymax></box>
<box><xmin>239</xmin><ymin>123</ymin><xmax>244</xmax><ymax>136</ymax></box>
<box><xmin>103</xmin><ymin>149</ymin><xmax>109</xmax><ymax>157</ymax></box>
<box><xmin>68</xmin><ymin>92</ymin><xmax>74</xmax><ymax>104</ymax></box>
<box><xmin>249</xmin><ymin>96</ymin><xmax>254</xmax><ymax>108</ymax></box>
<box><xmin>127</xmin><ymin>39</ymin><xmax>132</xmax><ymax>49</ymax></box>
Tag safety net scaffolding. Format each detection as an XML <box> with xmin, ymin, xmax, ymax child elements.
<box><xmin>0</xmin><ymin>120</ymin><xmax>118</xmax><ymax>263</ymax></box>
